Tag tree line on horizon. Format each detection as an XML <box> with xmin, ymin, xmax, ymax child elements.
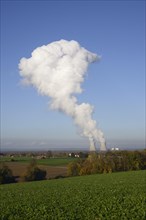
<box><xmin>67</xmin><ymin>150</ymin><xmax>146</xmax><ymax>176</ymax></box>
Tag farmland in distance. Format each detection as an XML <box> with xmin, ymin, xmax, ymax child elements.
<box><xmin>0</xmin><ymin>156</ymin><xmax>78</xmax><ymax>180</ymax></box>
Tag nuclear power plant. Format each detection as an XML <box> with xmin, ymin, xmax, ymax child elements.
<box><xmin>89</xmin><ymin>137</ymin><xmax>107</xmax><ymax>152</ymax></box>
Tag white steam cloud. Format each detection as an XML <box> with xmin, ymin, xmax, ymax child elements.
<box><xmin>19</xmin><ymin>39</ymin><xmax>106</xmax><ymax>151</ymax></box>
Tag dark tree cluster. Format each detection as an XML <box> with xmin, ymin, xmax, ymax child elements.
<box><xmin>67</xmin><ymin>150</ymin><xmax>146</xmax><ymax>176</ymax></box>
<box><xmin>0</xmin><ymin>164</ymin><xmax>16</xmax><ymax>184</ymax></box>
<box><xmin>21</xmin><ymin>159</ymin><xmax>46</xmax><ymax>182</ymax></box>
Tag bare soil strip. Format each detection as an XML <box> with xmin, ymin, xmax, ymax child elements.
<box><xmin>4</xmin><ymin>162</ymin><xmax>67</xmax><ymax>181</ymax></box>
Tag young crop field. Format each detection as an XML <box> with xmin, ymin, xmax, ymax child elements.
<box><xmin>0</xmin><ymin>170</ymin><xmax>145</xmax><ymax>220</ymax></box>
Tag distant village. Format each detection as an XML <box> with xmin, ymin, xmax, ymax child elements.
<box><xmin>0</xmin><ymin>147</ymin><xmax>120</xmax><ymax>160</ymax></box>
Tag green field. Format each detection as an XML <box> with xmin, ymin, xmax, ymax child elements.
<box><xmin>0</xmin><ymin>156</ymin><xmax>77</xmax><ymax>166</ymax></box>
<box><xmin>0</xmin><ymin>170</ymin><xmax>145</xmax><ymax>220</ymax></box>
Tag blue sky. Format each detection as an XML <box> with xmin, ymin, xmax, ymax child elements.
<box><xmin>1</xmin><ymin>0</ymin><xmax>145</xmax><ymax>151</ymax></box>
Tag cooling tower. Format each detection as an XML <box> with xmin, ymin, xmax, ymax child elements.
<box><xmin>100</xmin><ymin>141</ymin><xmax>107</xmax><ymax>151</ymax></box>
<box><xmin>89</xmin><ymin>143</ymin><xmax>96</xmax><ymax>151</ymax></box>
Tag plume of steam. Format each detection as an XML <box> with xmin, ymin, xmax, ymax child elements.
<box><xmin>19</xmin><ymin>39</ymin><xmax>106</xmax><ymax>151</ymax></box>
